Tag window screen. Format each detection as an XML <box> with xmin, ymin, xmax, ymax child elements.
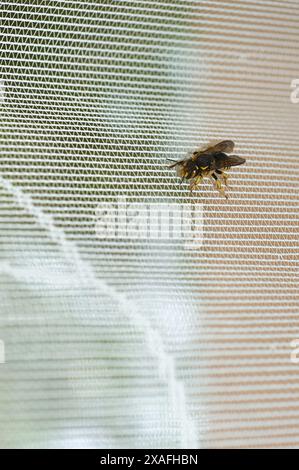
<box><xmin>0</xmin><ymin>0</ymin><xmax>299</xmax><ymax>449</ymax></box>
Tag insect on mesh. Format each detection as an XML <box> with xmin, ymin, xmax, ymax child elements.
<box><xmin>0</xmin><ymin>0</ymin><xmax>299</xmax><ymax>449</ymax></box>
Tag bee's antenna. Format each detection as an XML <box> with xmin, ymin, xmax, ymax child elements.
<box><xmin>166</xmin><ymin>158</ymin><xmax>178</xmax><ymax>162</ymax></box>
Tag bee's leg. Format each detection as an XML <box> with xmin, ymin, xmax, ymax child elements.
<box><xmin>215</xmin><ymin>169</ymin><xmax>229</xmax><ymax>188</ymax></box>
<box><xmin>210</xmin><ymin>173</ymin><xmax>228</xmax><ymax>200</ymax></box>
<box><xmin>189</xmin><ymin>175</ymin><xmax>202</xmax><ymax>194</ymax></box>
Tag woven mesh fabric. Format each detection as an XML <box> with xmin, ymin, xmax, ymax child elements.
<box><xmin>0</xmin><ymin>0</ymin><xmax>299</xmax><ymax>449</ymax></box>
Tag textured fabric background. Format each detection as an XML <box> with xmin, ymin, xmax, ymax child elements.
<box><xmin>0</xmin><ymin>0</ymin><xmax>299</xmax><ymax>449</ymax></box>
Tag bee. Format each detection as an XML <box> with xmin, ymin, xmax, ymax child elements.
<box><xmin>168</xmin><ymin>140</ymin><xmax>245</xmax><ymax>199</ymax></box>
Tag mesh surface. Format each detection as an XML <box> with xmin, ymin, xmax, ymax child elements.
<box><xmin>0</xmin><ymin>0</ymin><xmax>299</xmax><ymax>449</ymax></box>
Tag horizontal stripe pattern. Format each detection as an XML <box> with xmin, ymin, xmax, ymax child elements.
<box><xmin>0</xmin><ymin>0</ymin><xmax>298</xmax><ymax>449</ymax></box>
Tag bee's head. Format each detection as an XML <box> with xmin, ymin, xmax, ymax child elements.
<box><xmin>176</xmin><ymin>164</ymin><xmax>187</xmax><ymax>179</ymax></box>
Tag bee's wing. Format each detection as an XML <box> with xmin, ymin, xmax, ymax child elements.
<box><xmin>200</xmin><ymin>140</ymin><xmax>235</xmax><ymax>155</ymax></box>
<box><xmin>214</xmin><ymin>153</ymin><xmax>246</xmax><ymax>169</ymax></box>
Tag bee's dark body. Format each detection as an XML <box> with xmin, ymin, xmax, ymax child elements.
<box><xmin>168</xmin><ymin>140</ymin><xmax>245</xmax><ymax>199</ymax></box>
